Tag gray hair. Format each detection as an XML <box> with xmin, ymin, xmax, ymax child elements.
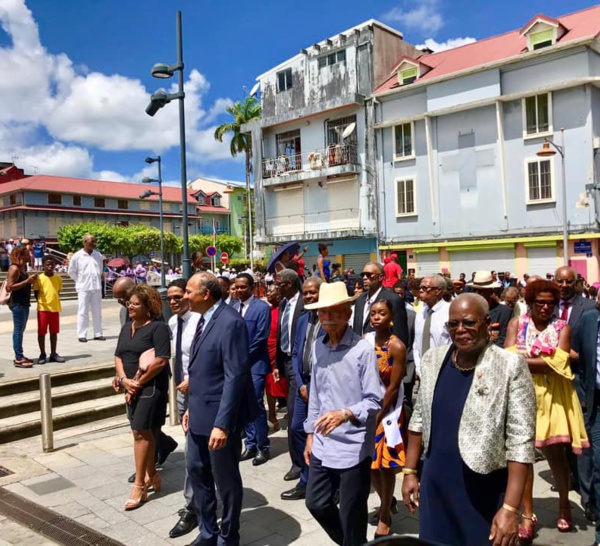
<box><xmin>194</xmin><ymin>271</ymin><xmax>222</xmax><ymax>301</ymax></box>
<box><xmin>278</xmin><ymin>268</ymin><xmax>299</xmax><ymax>285</ymax></box>
<box><xmin>304</xmin><ymin>276</ymin><xmax>322</xmax><ymax>288</ymax></box>
<box><xmin>424</xmin><ymin>275</ymin><xmax>445</xmax><ymax>289</ymax></box>
<box><xmin>451</xmin><ymin>293</ymin><xmax>490</xmax><ymax>317</ymax></box>
<box><xmin>364</xmin><ymin>261</ymin><xmax>384</xmax><ymax>275</ymax></box>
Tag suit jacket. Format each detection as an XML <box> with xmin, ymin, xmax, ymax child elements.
<box><xmin>291</xmin><ymin>312</ymin><xmax>324</xmax><ymax>391</ymax></box>
<box><xmin>409</xmin><ymin>343</ymin><xmax>536</xmax><ymax>474</ymax></box>
<box><xmin>276</xmin><ymin>294</ymin><xmax>306</xmax><ymax>374</ymax></box>
<box><xmin>188</xmin><ymin>302</ymin><xmax>258</xmax><ymax>436</ymax></box>
<box><xmin>554</xmin><ymin>294</ymin><xmax>596</xmax><ymax>372</ymax></box>
<box><xmin>572</xmin><ymin>307</ymin><xmax>600</xmax><ymax>427</ymax></box>
<box><xmin>352</xmin><ymin>287</ymin><xmax>409</xmax><ymax>346</ymax></box>
<box><xmin>403</xmin><ymin>306</ymin><xmax>416</xmax><ymax>384</ymax></box>
<box><xmin>234</xmin><ymin>297</ymin><xmax>271</xmax><ymax>375</ymax></box>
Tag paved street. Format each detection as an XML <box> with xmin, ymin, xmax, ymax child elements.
<box><xmin>0</xmin><ymin>297</ymin><xmax>596</xmax><ymax>545</ymax></box>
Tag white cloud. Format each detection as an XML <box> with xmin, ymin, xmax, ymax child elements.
<box><xmin>382</xmin><ymin>0</ymin><xmax>444</xmax><ymax>35</ymax></box>
<box><xmin>0</xmin><ymin>0</ymin><xmax>236</xmax><ymax>178</ymax></box>
<box><xmin>416</xmin><ymin>36</ymin><xmax>476</xmax><ymax>52</ymax></box>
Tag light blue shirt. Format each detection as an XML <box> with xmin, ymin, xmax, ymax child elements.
<box><xmin>305</xmin><ymin>325</ymin><xmax>383</xmax><ymax>469</ymax></box>
<box><xmin>201</xmin><ymin>300</ymin><xmax>221</xmax><ymax>326</ymax></box>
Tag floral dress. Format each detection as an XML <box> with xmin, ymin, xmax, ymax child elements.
<box><xmin>512</xmin><ymin>314</ymin><xmax>589</xmax><ymax>453</ymax></box>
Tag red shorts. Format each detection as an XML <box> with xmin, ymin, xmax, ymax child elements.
<box><xmin>38</xmin><ymin>311</ymin><xmax>60</xmax><ymax>335</ymax></box>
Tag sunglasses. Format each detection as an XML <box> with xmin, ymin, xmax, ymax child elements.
<box><xmin>445</xmin><ymin>319</ymin><xmax>482</xmax><ymax>331</ymax></box>
<box><xmin>167</xmin><ymin>295</ymin><xmax>184</xmax><ymax>302</ymax></box>
<box><xmin>360</xmin><ymin>272</ymin><xmax>377</xmax><ymax>278</ymax></box>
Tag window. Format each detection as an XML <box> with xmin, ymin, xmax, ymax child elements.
<box><xmin>117</xmin><ymin>199</ymin><xmax>128</xmax><ymax>210</ymax></box>
<box><xmin>139</xmin><ymin>201</ymin><xmax>150</xmax><ymax>211</ymax></box>
<box><xmin>9</xmin><ymin>194</ymin><xmax>16</xmax><ymax>205</ymax></box>
<box><xmin>94</xmin><ymin>197</ymin><xmax>105</xmax><ymax>208</ymax></box>
<box><xmin>276</xmin><ymin>130</ymin><xmax>302</xmax><ymax>172</ymax></box>
<box><xmin>318</xmin><ymin>49</ymin><xmax>346</xmax><ymax>69</ymax></box>
<box><xmin>526</xmin><ymin>159</ymin><xmax>553</xmax><ymax>203</ymax></box>
<box><xmin>73</xmin><ymin>195</ymin><xmax>81</xmax><ymax>206</ymax></box>
<box><xmin>211</xmin><ymin>196</ymin><xmax>220</xmax><ymax>207</ymax></box>
<box><xmin>197</xmin><ymin>196</ymin><xmax>205</xmax><ymax>205</ymax></box>
<box><xmin>276</xmin><ymin>68</ymin><xmax>293</xmax><ymax>92</ymax></box>
<box><xmin>394</xmin><ymin>122</ymin><xmax>414</xmax><ymax>160</ymax></box>
<box><xmin>530</xmin><ymin>28</ymin><xmax>554</xmax><ymax>50</ymax></box>
<box><xmin>400</xmin><ymin>66</ymin><xmax>418</xmax><ymax>85</ymax></box>
<box><xmin>395</xmin><ymin>178</ymin><xmax>416</xmax><ymax>216</ymax></box>
<box><xmin>523</xmin><ymin>93</ymin><xmax>551</xmax><ymax>137</ymax></box>
<box><xmin>48</xmin><ymin>193</ymin><xmax>62</xmax><ymax>205</ymax></box>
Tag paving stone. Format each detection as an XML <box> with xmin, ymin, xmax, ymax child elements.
<box><xmin>51</xmin><ymin>500</ymin><xmax>90</xmax><ymax>518</ymax></box>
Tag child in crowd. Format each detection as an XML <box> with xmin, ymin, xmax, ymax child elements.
<box><xmin>33</xmin><ymin>256</ymin><xmax>66</xmax><ymax>364</ymax></box>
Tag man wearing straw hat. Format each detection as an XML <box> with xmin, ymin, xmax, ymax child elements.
<box><xmin>303</xmin><ymin>282</ymin><xmax>384</xmax><ymax>546</ymax></box>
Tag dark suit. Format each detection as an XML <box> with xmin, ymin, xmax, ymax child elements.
<box><xmin>187</xmin><ymin>301</ymin><xmax>257</xmax><ymax>546</ymax></box>
<box><xmin>404</xmin><ymin>306</ymin><xmax>416</xmax><ymax>405</ymax></box>
<box><xmin>572</xmin><ymin>305</ymin><xmax>600</xmax><ymax>512</ymax></box>
<box><xmin>291</xmin><ymin>312</ymin><xmax>324</xmax><ymax>487</ymax></box>
<box><xmin>276</xmin><ymin>294</ymin><xmax>306</xmax><ymax>471</ymax></box>
<box><xmin>352</xmin><ymin>287</ymin><xmax>409</xmax><ymax>346</ymax></box>
<box><xmin>235</xmin><ymin>297</ymin><xmax>271</xmax><ymax>453</ymax></box>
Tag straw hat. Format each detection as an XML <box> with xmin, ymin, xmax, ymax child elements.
<box><xmin>304</xmin><ymin>282</ymin><xmax>360</xmax><ymax>310</ymax></box>
<box><xmin>466</xmin><ymin>271</ymin><xmax>502</xmax><ymax>289</ymax></box>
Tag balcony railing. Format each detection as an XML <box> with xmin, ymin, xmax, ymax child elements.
<box><xmin>198</xmin><ymin>227</ymin><xmax>229</xmax><ymax>235</ymax></box>
<box><xmin>265</xmin><ymin>208</ymin><xmax>360</xmax><ymax>237</ymax></box>
<box><xmin>262</xmin><ymin>144</ymin><xmax>358</xmax><ymax>179</ymax></box>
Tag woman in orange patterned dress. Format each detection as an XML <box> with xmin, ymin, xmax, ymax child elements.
<box><xmin>366</xmin><ymin>299</ymin><xmax>407</xmax><ymax>539</ymax></box>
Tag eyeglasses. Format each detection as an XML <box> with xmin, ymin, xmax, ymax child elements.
<box><xmin>167</xmin><ymin>295</ymin><xmax>183</xmax><ymax>302</ymax></box>
<box><xmin>445</xmin><ymin>319</ymin><xmax>482</xmax><ymax>331</ymax></box>
<box><xmin>126</xmin><ymin>300</ymin><xmax>143</xmax><ymax>308</ymax></box>
<box><xmin>533</xmin><ymin>300</ymin><xmax>557</xmax><ymax>308</ymax></box>
<box><xmin>419</xmin><ymin>286</ymin><xmax>440</xmax><ymax>292</ymax></box>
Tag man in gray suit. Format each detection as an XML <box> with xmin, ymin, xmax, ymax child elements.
<box><xmin>555</xmin><ymin>265</ymin><xmax>596</xmax><ymax>521</ymax></box>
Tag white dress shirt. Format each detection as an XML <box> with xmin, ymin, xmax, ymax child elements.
<box><xmin>168</xmin><ymin>310</ymin><xmax>200</xmax><ymax>382</ymax></box>
<box><xmin>362</xmin><ymin>287</ymin><xmax>383</xmax><ymax>327</ymax></box>
<box><xmin>285</xmin><ymin>291</ymin><xmax>301</xmax><ymax>345</ymax></box>
<box><xmin>238</xmin><ymin>295</ymin><xmax>254</xmax><ymax>318</ymax></box>
<box><xmin>414</xmin><ymin>299</ymin><xmax>451</xmax><ymax>377</ymax></box>
<box><xmin>68</xmin><ymin>249</ymin><xmax>104</xmax><ymax>291</ymax></box>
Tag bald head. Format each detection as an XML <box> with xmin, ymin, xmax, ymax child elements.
<box><xmin>451</xmin><ymin>293</ymin><xmax>489</xmax><ymax>318</ymax></box>
<box><xmin>113</xmin><ymin>276</ymin><xmax>135</xmax><ymax>301</ymax></box>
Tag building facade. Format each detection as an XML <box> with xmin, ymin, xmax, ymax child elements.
<box><xmin>374</xmin><ymin>7</ymin><xmax>600</xmax><ymax>282</ymax></box>
<box><xmin>246</xmin><ymin>20</ymin><xmax>421</xmax><ymax>270</ymax></box>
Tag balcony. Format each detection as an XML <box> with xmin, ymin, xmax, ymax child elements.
<box><xmin>261</xmin><ymin>144</ymin><xmax>359</xmax><ymax>186</ymax></box>
<box><xmin>198</xmin><ymin>227</ymin><xmax>229</xmax><ymax>235</ymax></box>
<box><xmin>264</xmin><ymin>207</ymin><xmax>365</xmax><ymax>242</ymax></box>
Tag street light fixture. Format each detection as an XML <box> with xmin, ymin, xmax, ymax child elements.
<box><xmin>537</xmin><ymin>128</ymin><xmax>568</xmax><ymax>266</ymax></box>
<box><xmin>140</xmin><ymin>156</ymin><xmax>165</xmax><ymax>288</ymax></box>
<box><xmin>145</xmin><ymin>10</ymin><xmax>191</xmax><ymax>279</ymax></box>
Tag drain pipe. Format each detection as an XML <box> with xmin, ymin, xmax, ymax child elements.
<box><xmin>39</xmin><ymin>374</ymin><xmax>54</xmax><ymax>452</ymax></box>
<box><xmin>168</xmin><ymin>360</ymin><xmax>179</xmax><ymax>426</ymax></box>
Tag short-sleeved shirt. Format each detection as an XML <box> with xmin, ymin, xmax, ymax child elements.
<box><xmin>115</xmin><ymin>320</ymin><xmax>171</xmax><ymax>381</ymax></box>
<box><xmin>33</xmin><ymin>242</ymin><xmax>46</xmax><ymax>258</ymax></box>
<box><xmin>33</xmin><ymin>273</ymin><xmax>63</xmax><ymax>312</ymax></box>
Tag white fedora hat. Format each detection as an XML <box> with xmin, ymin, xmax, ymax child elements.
<box><xmin>304</xmin><ymin>282</ymin><xmax>360</xmax><ymax>310</ymax></box>
<box><xmin>466</xmin><ymin>271</ymin><xmax>502</xmax><ymax>289</ymax></box>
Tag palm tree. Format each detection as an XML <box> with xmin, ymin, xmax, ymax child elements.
<box><xmin>214</xmin><ymin>96</ymin><xmax>261</xmax><ymax>267</ymax></box>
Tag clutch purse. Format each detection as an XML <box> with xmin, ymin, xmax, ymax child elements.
<box><xmin>138</xmin><ymin>348</ymin><xmax>155</xmax><ymax>372</ymax></box>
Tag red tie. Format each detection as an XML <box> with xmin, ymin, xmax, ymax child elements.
<box><xmin>560</xmin><ymin>301</ymin><xmax>570</xmax><ymax>321</ymax></box>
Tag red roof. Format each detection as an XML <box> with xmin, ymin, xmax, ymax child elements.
<box><xmin>374</xmin><ymin>5</ymin><xmax>600</xmax><ymax>95</ymax></box>
<box><xmin>1</xmin><ymin>204</ymin><xmax>199</xmax><ymax>218</ymax></box>
<box><xmin>0</xmin><ymin>174</ymin><xmax>197</xmax><ymax>203</ymax></box>
<box><xmin>196</xmin><ymin>205</ymin><xmax>230</xmax><ymax>214</ymax></box>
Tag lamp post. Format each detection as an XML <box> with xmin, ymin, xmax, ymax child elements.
<box><xmin>145</xmin><ymin>10</ymin><xmax>190</xmax><ymax>279</ymax></box>
<box><xmin>537</xmin><ymin>128</ymin><xmax>568</xmax><ymax>266</ymax></box>
<box><xmin>142</xmin><ymin>156</ymin><xmax>165</xmax><ymax>289</ymax></box>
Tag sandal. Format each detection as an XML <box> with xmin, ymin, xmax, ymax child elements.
<box><xmin>557</xmin><ymin>516</ymin><xmax>573</xmax><ymax>533</ymax></box>
<box><xmin>518</xmin><ymin>513</ymin><xmax>537</xmax><ymax>544</ymax></box>
<box><xmin>145</xmin><ymin>472</ymin><xmax>162</xmax><ymax>493</ymax></box>
<box><xmin>13</xmin><ymin>359</ymin><xmax>33</xmax><ymax>368</ymax></box>
<box><xmin>124</xmin><ymin>484</ymin><xmax>148</xmax><ymax>510</ymax></box>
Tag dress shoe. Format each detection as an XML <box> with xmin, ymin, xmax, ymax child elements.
<box><xmin>127</xmin><ymin>472</ymin><xmax>136</xmax><ymax>483</ymax></box>
<box><xmin>252</xmin><ymin>450</ymin><xmax>269</xmax><ymax>466</ymax></box>
<box><xmin>283</xmin><ymin>467</ymin><xmax>301</xmax><ymax>481</ymax></box>
<box><xmin>281</xmin><ymin>484</ymin><xmax>306</xmax><ymax>500</ymax></box>
<box><xmin>94</xmin><ymin>336</ymin><xmax>107</xmax><ymax>341</ymax></box>
<box><xmin>169</xmin><ymin>510</ymin><xmax>198</xmax><ymax>538</ymax></box>
<box><xmin>78</xmin><ymin>338</ymin><xmax>87</xmax><ymax>343</ymax></box>
<box><xmin>157</xmin><ymin>436</ymin><xmax>178</xmax><ymax>466</ymax></box>
<box><xmin>240</xmin><ymin>448</ymin><xmax>257</xmax><ymax>461</ymax></box>
<box><xmin>49</xmin><ymin>353</ymin><xmax>66</xmax><ymax>363</ymax></box>
<box><xmin>585</xmin><ymin>502</ymin><xmax>597</xmax><ymax>523</ymax></box>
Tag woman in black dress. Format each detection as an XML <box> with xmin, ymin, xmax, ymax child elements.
<box><xmin>114</xmin><ymin>284</ymin><xmax>171</xmax><ymax>510</ymax></box>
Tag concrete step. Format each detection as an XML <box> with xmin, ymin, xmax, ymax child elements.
<box><xmin>0</xmin><ymin>272</ymin><xmax>79</xmax><ymax>301</ymax></box>
<box><xmin>0</xmin><ymin>394</ymin><xmax>126</xmax><ymax>444</ymax></box>
<box><xmin>0</xmin><ymin>377</ymin><xmax>117</xmax><ymax>419</ymax></box>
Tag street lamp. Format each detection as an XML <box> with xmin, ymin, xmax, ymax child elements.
<box><xmin>537</xmin><ymin>128</ymin><xmax>568</xmax><ymax>265</ymax></box>
<box><xmin>145</xmin><ymin>10</ymin><xmax>191</xmax><ymax>279</ymax></box>
<box><xmin>142</xmin><ymin>155</ymin><xmax>166</xmax><ymax>289</ymax></box>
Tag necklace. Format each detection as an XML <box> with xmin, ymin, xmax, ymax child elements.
<box><xmin>452</xmin><ymin>349</ymin><xmax>476</xmax><ymax>372</ymax></box>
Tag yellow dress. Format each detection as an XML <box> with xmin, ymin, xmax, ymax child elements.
<box><xmin>508</xmin><ymin>315</ymin><xmax>589</xmax><ymax>454</ymax></box>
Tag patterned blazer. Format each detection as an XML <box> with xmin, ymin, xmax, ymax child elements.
<box><xmin>409</xmin><ymin>343</ymin><xmax>536</xmax><ymax>474</ymax></box>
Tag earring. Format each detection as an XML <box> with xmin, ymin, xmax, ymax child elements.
<box><xmin>390</xmin><ymin>321</ymin><xmax>394</xmax><ymax>327</ymax></box>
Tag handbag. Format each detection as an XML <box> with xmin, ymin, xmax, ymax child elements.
<box><xmin>138</xmin><ymin>348</ymin><xmax>155</xmax><ymax>372</ymax></box>
<box><xmin>0</xmin><ymin>280</ymin><xmax>10</xmax><ymax>305</ymax></box>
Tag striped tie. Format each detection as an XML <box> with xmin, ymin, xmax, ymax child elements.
<box><xmin>280</xmin><ymin>301</ymin><xmax>291</xmax><ymax>354</ymax></box>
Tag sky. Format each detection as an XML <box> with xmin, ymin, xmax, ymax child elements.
<box><xmin>0</xmin><ymin>0</ymin><xmax>598</xmax><ymax>187</ymax></box>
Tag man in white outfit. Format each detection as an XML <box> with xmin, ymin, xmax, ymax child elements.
<box><xmin>68</xmin><ymin>234</ymin><xmax>105</xmax><ymax>342</ymax></box>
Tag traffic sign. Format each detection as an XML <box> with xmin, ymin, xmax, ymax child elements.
<box><xmin>220</xmin><ymin>252</ymin><xmax>229</xmax><ymax>263</ymax></box>
<box><xmin>206</xmin><ymin>246</ymin><xmax>217</xmax><ymax>257</ymax></box>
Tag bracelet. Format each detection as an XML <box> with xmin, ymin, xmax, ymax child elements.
<box><xmin>401</xmin><ymin>468</ymin><xmax>418</xmax><ymax>475</ymax></box>
<box><xmin>501</xmin><ymin>503</ymin><xmax>519</xmax><ymax>515</ymax></box>
<box><xmin>342</xmin><ymin>409</ymin><xmax>349</xmax><ymax>423</ymax></box>
<box><xmin>119</xmin><ymin>375</ymin><xmax>126</xmax><ymax>386</ymax></box>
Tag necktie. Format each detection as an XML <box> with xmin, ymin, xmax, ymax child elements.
<box><xmin>281</xmin><ymin>301</ymin><xmax>291</xmax><ymax>354</ymax></box>
<box><xmin>174</xmin><ymin>316</ymin><xmax>184</xmax><ymax>385</ymax></box>
<box><xmin>191</xmin><ymin>316</ymin><xmax>206</xmax><ymax>356</ymax></box>
<box><xmin>302</xmin><ymin>316</ymin><xmax>318</xmax><ymax>377</ymax></box>
<box><xmin>239</xmin><ymin>301</ymin><xmax>244</xmax><ymax>316</ymax></box>
<box><xmin>363</xmin><ymin>296</ymin><xmax>373</xmax><ymax>330</ymax></box>
<box><xmin>560</xmin><ymin>301</ymin><xmax>571</xmax><ymax>321</ymax></box>
<box><xmin>421</xmin><ymin>307</ymin><xmax>434</xmax><ymax>356</ymax></box>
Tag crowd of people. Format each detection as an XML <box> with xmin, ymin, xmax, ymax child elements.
<box><xmin>6</xmin><ymin>234</ymin><xmax>600</xmax><ymax>545</ymax></box>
